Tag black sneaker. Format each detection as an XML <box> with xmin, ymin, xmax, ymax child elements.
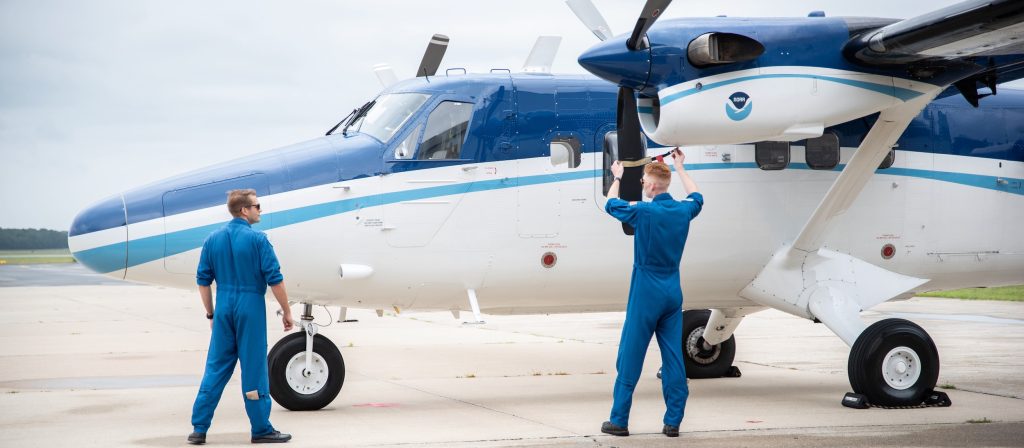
<box><xmin>187</xmin><ymin>432</ymin><xmax>206</xmax><ymax>445</ymax></box>
<box><xmin>662</xmin><ymin>425</ymin><xmax>679</xmax><ymax>437</ymax></box>
<box><xmin>600</xmin><ymin>421</ymin><xmax>629</xmax><ymax>436</ymax></box>
<box><xmin>252</xmin><ymin>430</ymin><xmax>291</xmax><ymax>443</ymax></box>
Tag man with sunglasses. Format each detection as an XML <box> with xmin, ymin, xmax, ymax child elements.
<box><xmin>188</xmin><ymin>189</ymin><xmax>295</xmax><ymax>444</ymax></box>
<box><xmin>601</xmin><ymin>148</ymin><xmax>702</xmax><ymax>438</ymax></box>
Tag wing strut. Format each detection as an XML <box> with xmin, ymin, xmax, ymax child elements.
<box><xmin>738</xmin><ymin>89</ymin><xmax>941</xmax><ymax>346</ymax></box>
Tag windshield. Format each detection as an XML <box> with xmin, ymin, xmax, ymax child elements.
<box><xmin>351</xmin><ymin>93</ymin><xmax>431</xmax><ymax>142</ymax></box>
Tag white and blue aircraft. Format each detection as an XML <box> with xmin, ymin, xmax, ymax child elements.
<box><xmin>69</xmin><ymin>0</ymin><xmax>1023</xmax><ymax>412</ymax></box>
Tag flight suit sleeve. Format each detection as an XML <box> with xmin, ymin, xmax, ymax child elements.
<box><xmin>196</xmin><ymin>238</ymin><xmax>215</xmax><ymax>286</ymax></box>
<box><xmin>257</xmin><ymin>233</ymin><xmax>284</xmax><ymax>286</ymax></box>
<box><xmin>605</xmin><ymin>197</ymin><xmax>642</xmax><ymax>226</ymax></box>
<box><xmin>682</xmin><ymin>192</ymin><xmax>704</xmax><ymax>219</ymax></box>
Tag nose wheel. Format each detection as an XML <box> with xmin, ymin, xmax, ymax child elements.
<box><xmin>268</xmin><ymin>304</ymin><xmax>345</xmax><ymax>411</ymax></box>
<box><xmin>847</xmin><ymin>318</ymin><xmax>939</xmax><ymax>407</ymax></box>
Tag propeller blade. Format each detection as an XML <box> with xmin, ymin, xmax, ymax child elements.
<box><xmin>373</xmin><ymin>63</ymin><xmax>399</xmax><ymax>88</ymax></box>
<box><xmin>627</xmin><ymin>0</ymin><xmax>673</xmax><ymax>50</ymax></box>
<box><xmin>523</xmin><ymin>36</ymin><xmax>562</xmax><ymax>73</ymax></box>
<box><xmin>416</xmin><ymin>34</ymin><xmax>450</xmax><ymax>77</ymax></box>
<box><xmin>616</xmin><ymin>86</ymin><xmax>647</xmax><ymax>235</ymax></box>
<box><xmin>565</xmin><ymin>0</ymin><xmax>613</xmax><ymax>41</ymax></box>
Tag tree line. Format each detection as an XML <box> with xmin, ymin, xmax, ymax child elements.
<box><xmin>0</xmin><ymin>228</ymin><xmax>69</xmax><ymax>250</ymax></box>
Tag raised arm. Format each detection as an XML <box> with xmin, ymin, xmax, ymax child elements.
<box><xmin>671</xmin><ymin>148</ymin><xmax>699</xmax><ymax>195</ymax></box>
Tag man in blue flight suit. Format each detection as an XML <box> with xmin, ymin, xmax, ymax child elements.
<box><xmin>188</xmin><ymin>189</ymin><xmax>295</xmax><ymax>445</ymax></box>
<box><xmin>601</xmin><ymin>148</ymin><xmax>702</xmax><ymax>438</ymax></box>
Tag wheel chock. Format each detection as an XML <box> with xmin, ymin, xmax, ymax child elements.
<box><xmin>841</xmin><ymin>392</ymin><xmax>870</xmax><ymax>409</ymax></box>
<box><xmin>725</xmin><ymin>366</ymin><xmax>742</xmax><ymax>378</ymax></box>
<box><xmin>923</xmin><ymin>390</ymin><xmax>952</xmax><ymax>407</ymax></box>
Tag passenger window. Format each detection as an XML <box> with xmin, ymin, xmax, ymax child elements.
<box><xmin>805</xmin><ymin>133</ymin><xmax>839</xmax><ymax>170</ymax></box>
<box><xmin>755</xmin><ymin>141</ymin><xmax>790</xmax><ymax>170</ymax></box>
<box><xmin>418</xmin><ymin>101</ymin><xmax>473</xmax><ymax>160</ymax></box>
<box><xmin>603</xmin><ymin>131</ymin><xmax>619</xmax><ymax>195</ymax></box>
<box><xmin>550</xmin><ymin>136</ymin><xmax>581</xmax><ymax>168</ymax></box>
<box><xmin>878</xmin><ymin>149</ymin><xmax>895</xmax><ymax>169</ymax></box>
<box><xmin>394</xmin><ymin>124</ymin><xmax>421</xmax><ymax>160</ymax></box>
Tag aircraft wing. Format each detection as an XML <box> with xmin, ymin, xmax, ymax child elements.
<box><xmin>845</xmin><ymin>0</ymin><xmax>1024</xmax><ymax>105</ymax></box>
<box><xmin>845</xmin><ymin>0</ymin><xmax>1024</xmax><ymax>63</ymax></box>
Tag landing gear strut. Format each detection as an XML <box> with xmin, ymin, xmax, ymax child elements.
<box><xmin>268</xmin><ymin>303</ymin><xmax>345</xmax><ymax>411</ymax></box>
<box><xmin>847</xmin><ymin>318</ymin><xmax>940</xmax><ymax>406</ymax></box>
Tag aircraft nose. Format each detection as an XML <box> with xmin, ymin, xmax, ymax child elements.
<box><xmin>68</xmin><ymin>194</ymin><xmax>127</xmax><ymax>278</ymax></box>
<box><xmin>578</xmin><ymin>36</ymin><xmax>652</xmax><ymax>91</ymax></box>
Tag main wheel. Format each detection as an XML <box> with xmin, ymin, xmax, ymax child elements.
<box><xmin>682</xmin><ymin>309</ymin><xmax>736</xmax><ymax>379</ymax></box>
<box><xmin>848</xmin><ymin>318</ymin><xmax>939</xmax><ymax>407</ymax></box>
<box><xmin>268</xmin><ymin>332</ymin><xmax>345</xmax><ymax>411</ymax></box>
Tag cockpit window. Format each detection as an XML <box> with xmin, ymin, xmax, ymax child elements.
<box><xmin>418</xmin><ymin>101</ymin><xmax>473</xmax><ymax>160</ymax></box>
<box><xmin>352</xmin><ymin>93</ymin><xmax>431</xmax><ymax>143</ymax></box>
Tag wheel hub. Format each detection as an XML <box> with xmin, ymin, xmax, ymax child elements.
<box><xmin>285</xmin><ymin>352</ymin><xmax>329</xmax><ymax>395</ymax></box>
<box><xmin>685</xmin><ymin>326</ymin><xmax>721</xmax><ymax>365</ymax></box>
<box><xmin>882</xmin><ymin>346</ymin><xmax>921</xmax><ymax>390</ymax></box>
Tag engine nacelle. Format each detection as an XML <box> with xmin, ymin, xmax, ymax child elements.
<box><xmin>638</xmin><ymin>67</ymin><xmax>933</xmax><ymax>146</ymax></box>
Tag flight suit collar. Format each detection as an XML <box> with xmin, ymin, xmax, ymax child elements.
<box><xmin>653</xmin><ymin>192</ymin><xmax>674</xmax><ymax>202</ymax></box>
<box><xmin>229</xmin><ymin>217</ymin><xmax>252</xmax><ymax>227</ymax></box>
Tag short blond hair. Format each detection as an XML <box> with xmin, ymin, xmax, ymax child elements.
<box><xmin>227</xmin><ymin>189</ymin><xmax>257</xmax><ymax>217</ymax></box>
<box><xmin>644</xmin><ymin>162</ymin><xmax>671</xmax><ymax>187</ymax></box>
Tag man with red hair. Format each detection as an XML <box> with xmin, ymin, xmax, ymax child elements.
<box><xmin>601</xmin><ymin>148</ymin><xmax>702</xmax><ymax>438</ymax></box>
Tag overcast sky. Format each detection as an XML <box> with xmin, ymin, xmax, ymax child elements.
<box><xmin>0</xmin><ymin>0</ymin><xmax>1006</xmax><ymax>230</ymax></box>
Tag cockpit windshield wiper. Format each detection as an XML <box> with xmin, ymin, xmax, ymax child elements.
<box><xmin>339</xmin><ymin>100</ymin><xmax>376</xmax><ymax>136</ymax></box>
<box><xmin>325</xmin><ymin>108</ymin><xmax>358</xmax><ymax>136</ymax></box>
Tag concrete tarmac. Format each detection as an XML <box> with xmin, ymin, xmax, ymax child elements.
<box><xmin>0</xmin><ymin>264</ymin><xmax>1022</xmax><ymax>447</ymax></box>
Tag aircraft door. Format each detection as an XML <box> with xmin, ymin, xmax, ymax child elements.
<box><xmin>382</xmin><ymin>98</ymin><xmax>477</xmax><ymax>248</ymax></box>
<box><xmin>162</xmin><ymin>174</ymin><xmax>271</xmax><ymax>274</ymax></box>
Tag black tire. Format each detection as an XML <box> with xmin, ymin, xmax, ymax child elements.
<box><xmin>848</xmin><ymin>318</ymin><xmax>939</xmax><ymax>407</ymax></box>
<box><xmin>268</xmin><ymin>332</ymin><xmax>345</xmax><ymax>411</ymax></box>
<box><xmin>683</xmin><ymin>309</ymin><xmax>736</xmax><ymax>379</ymax></box>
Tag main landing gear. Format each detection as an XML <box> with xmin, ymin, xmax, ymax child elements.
<box><xmin>658</xmin><ymin>309</ymin><xmax>743</xmax><ymax>380</ymax></box>
<box><xmin>846</xmin><ymin>318</ymin><xmax>941</xmax><ymax>407</ymax></box>
<box><xmin>268</xmin><ymin>303</ymin><xmax>345</xmax><ymax>411</ymax></box>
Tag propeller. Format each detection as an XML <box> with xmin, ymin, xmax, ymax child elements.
<box><xmin>566</xmin><ymin>0</ymin><xmax>613</xmax><ymax>41</ymax></box>
<box><xmin>373</xmin><ymin>63</ymin><xmax>399</xmax><ymax>88</ymax></box>
<box><xmin>627</xmin><ymin>0</ymin><xmax>672</xmax><ymax>50</ymax></box>
<box><xmin>417</xmin><ymin>34</ymin><xmax>450</xmax><ymax>77</ymax></box>
<box><xmin>569</xmin><ymin>0</ymin><xmax>673</xmax><ymax>234</ymax></box>
<box><xmin>522</xmin><ymin>36</ymin><xmax>563</xmax><ymax>73</ymax></box>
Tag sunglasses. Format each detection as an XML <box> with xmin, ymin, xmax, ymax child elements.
<box><xmin>247</xmin><ymin>203</ymin><xmax>261</xmax><ymax>211</ymax></box>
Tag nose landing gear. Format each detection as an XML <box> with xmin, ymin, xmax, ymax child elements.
<box><xmin>268</xmin><ymin>303</ymin><xmax>345</xmax><ymax>411</ymax></box>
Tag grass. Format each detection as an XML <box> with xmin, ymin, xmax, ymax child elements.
<box><xmin>0</xmin><ymin>249</ymin><xmax>75</xmax><ymax>265</ymax></box>
<box><xmin>939</xmin><ymin>383</ymin><xmax>957</xmax><ymax>390</ymax></box>
<box><xmin>966</xmin><ymin>417</ymin><xmax>992</xmax><ymax>424</ymax></box>
<box><xmin>919</xmin><ymin>285</ymin><xmax>1024</xmax><ymax>302</ymax></box>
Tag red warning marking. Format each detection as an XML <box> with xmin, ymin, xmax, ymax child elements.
<box><xmin>655</xmin><ymin>155</ymin><xmax>664</xmax><ymax>163</ymax></box>
<box><xmin>353</xmin><ymin>403</ymin><xmax>400</xmax><ymax>408</ymax></box>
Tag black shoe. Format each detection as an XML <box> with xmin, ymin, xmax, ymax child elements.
<box><xmin>252</xmin><ymin>430</ymin><xmax>291</xmax><ymax>443</ymax></box>
<box><xmin>601</xmin><ymin>421</ymin><xmax>629</xmax><ymax>436</ymax></box>
<box><xmin>187</xmin><ymin>432</ymin><xmax>206</xmax><ymax>445</ymax></box>
<box><xmin>663</xmin><ymin>425</ymin><xmax>679</xmax><ymax>437</ymax></box>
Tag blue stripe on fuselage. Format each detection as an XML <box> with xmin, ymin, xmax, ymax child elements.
<box><xmin>72</xmin><ymin>163</ymin><xmax>1024</xmax><ymax>274</ymax></box>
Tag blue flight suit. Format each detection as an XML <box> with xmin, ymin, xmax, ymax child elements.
<box><xmin>191</xmin><ymin>218</ymin><xmax>284</xmax><ymax>437</ymax></box>
<box><xmin>605</xmin><ymin>191</ymin><xmax>703</xmax><ymax>428</ymax></box>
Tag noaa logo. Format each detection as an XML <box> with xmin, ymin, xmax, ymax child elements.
<box><xmin>725</xmin><ymin>91</ymin><xmax>752</xmax><ymax>121</ymax></box>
